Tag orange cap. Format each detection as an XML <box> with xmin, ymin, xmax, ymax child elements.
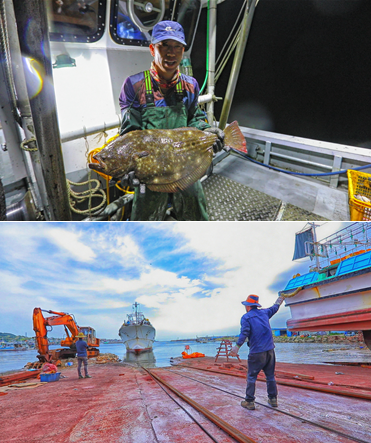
<box><xmin>242</xmin><ymin>294</ymin><xmax>261</xmax><ymax>307</ymax></box>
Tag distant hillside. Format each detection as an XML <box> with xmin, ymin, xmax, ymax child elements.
<box><xmin>1</xmin><ymin>332</ymin><xmax>64</xmax><ymax>344</ymax></box>
<box><xmin>0</xmin><ymin>332</ymin><xmax>29</xmax><ymax>342</ymax></box>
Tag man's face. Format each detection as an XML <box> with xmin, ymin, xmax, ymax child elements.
<box><xmin>150</xmin><ymin>39</ymin><xmax>185</xmax><ymax>79</ymax></box>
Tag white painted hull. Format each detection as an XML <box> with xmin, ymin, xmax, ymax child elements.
<box><xmin>118</xmin><ymin>324</ymin><xmax>156</xmax><ymax>354</ymax></box>
<box><xmin>283</xmin><ymin>269</ymin><xmax>371</xmax><ymax>331</ymax></box>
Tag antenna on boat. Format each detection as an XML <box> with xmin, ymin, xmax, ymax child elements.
<box><xmin>309</xmin><ymin>222</ymin><xmax>321</xmax><ymax>271</ymax></box>
<box><xmin>133</xmin><ymin>302</ymin><xmax>140</xmax><ymax>323</ymax></box>
<box><xmin>293</xmin><ymin>222</ymin><xmax>323</xmax><ymax>270</ymax></box>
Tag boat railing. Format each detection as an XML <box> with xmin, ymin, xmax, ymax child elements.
<box><xmin>308</xmin><ymin>223</ymin><xmax>371</xmax><ymax>271</ymax></box>
<box><xmin>125</xmin><ymin>310</ymin><xmax>153</xmax><ymax>325</ymax></box>
<box><xmin>221</xmin><ymin>125</ymin><xmax>371</xmax><ymax>189</ymax></box>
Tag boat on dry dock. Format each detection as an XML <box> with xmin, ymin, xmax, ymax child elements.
<box><xmin>118</xmin><ymin>302</ymin><xmax>156</xmax><ymax>354</ymax></box>
<box><xmin>282</xmin><ymin>222</ymin><xmax>371</xmax><ymax>350</ymax></box>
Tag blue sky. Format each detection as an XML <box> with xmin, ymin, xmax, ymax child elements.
<box><xmin>0</xmin><ymin>221</ymin><xmax>347</xmax><ymax>341</ymax></box>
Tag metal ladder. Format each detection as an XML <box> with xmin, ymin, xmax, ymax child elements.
<box><xmin>215</xmin><ymin>340</ymin><xmax>241</xmax><ymax>363</ymax></box>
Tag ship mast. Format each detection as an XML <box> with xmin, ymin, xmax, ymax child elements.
<box><xmin>133</xmin><ymin>302</ymin><xmax>140</xmax><ymax>324</ymax></box>
<box><xmin>309</xmin><ymin>222</ymin><xmax>321</xmax><ymax>271</ymax></box>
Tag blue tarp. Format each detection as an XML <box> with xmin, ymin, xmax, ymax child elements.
<box><xmin>336</xmin><ymin>250</ymin><xmax>371</xmax><ymax>276</ymax></box>
<box><xmin>293</xmin><ymin>228</ymin><xmax>314</xmax><ymax>260</ymax></box>
<box><xmin>284</xmin><ymin>272</ymin><xmax>319</xmax><ymax>290</ymax></box>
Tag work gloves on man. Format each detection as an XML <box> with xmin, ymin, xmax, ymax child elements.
<box><xmin>229</xmin><ymin>345</ymin><xmax>240</xmax><ymax>357</ymax></box>
<box><xmin>274</xmin><ymin>296</ymin><xmax>285</xmax><ymax>306</ymax></box>
<box><xmin>120</xmin><ymin>171</ymin><xmax>140</xmax><ymax>188</ymax></box>
<box><xmin>114</xmin><ymin>172</ymin><xmax>146</xmax><ymax>196</ymax></box>
<box><xmin>204</xmin><ymin>126</ymin><xmax>225</xmax><ymax>153</ymax></box>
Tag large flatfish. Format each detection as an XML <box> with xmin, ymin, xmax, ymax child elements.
<box><xmin>89</xmin><ymin>121</ymin><xmax>246</xmax><ymax>193</ymax></box>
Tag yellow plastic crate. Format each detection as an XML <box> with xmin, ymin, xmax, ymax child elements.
<box><xmin>347</xmin><ymin>170</ymin><xmax>371</xmax><ymax>221</ymax></box>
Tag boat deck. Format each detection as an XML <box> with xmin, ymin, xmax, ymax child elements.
<box><xmin>1</xmin><ymin>356</ymin><xmax>370</xmax><ymax>442</ymax></box>
<box><xmin>203</xmin><ymin>153</ymin><xmax>350</xmax><ymax>221</ymax></box>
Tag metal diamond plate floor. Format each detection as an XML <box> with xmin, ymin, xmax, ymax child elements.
<box><xmin>203</xmin><ymin>174</ymin><xmax>328</xmax><ymax>221</ymax></box>
<box><xmin>279</xmin><ymin>203</ymin><xmax>328</xmax><ymax>221</ymax></box>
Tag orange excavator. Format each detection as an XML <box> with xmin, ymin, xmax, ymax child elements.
<box><xmin>33</xmin><ymin>307</ymin><xmax>100</xmax><ymax>362</ymax></box>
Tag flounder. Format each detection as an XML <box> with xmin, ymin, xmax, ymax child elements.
<box><xmin>89</xmin><ymin>121</ymin><xmax>247</xmax><ymax>193</ymax></box>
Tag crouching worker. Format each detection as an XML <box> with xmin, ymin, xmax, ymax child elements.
<box><xmin>229</xmin><ymin>294</ymin><xmax>285</xmax><ymax>410</ymax></box>
<box><xmin>76</xmin><ymin>332</ymin><xmax>92</xmax><ymax>379</ymax></box>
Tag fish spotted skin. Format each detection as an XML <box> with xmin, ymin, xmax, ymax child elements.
<box><xmin>89</xmin><ymin>121</ymin><xmax>246</xmax><ymax>193</ymax></box>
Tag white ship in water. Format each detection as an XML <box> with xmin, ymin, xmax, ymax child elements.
<box><xmin>281</xmin><ymin>222</ymin><xmax>371</xmax><ymax>350</ymax></box>
<box><xmin>119</xmin><ymin>303</ymin><xmax>156</xmax><ymax>354</ymax></box>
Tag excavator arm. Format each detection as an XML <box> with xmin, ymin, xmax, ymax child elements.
<box><xmin>32</xmin><ymin>307</ymin><xmax>99</xmax><ymax>363</ymax></box>
<box><xmin>41</xmin><ymin>310</ymin><xmax>80</xmax><ymax>347</ymax></box>
<box><xmin>33</xmin><ymin>307</ymin><xmax>52</xmax><ymax>360</ymax></box>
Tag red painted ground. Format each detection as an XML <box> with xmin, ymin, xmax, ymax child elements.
<box><xmin>1</xmin><ymin>363</ymin><xmax>234</xmax><ymax>443</ymax></box>
<box><xmin>1</xmin><ymin>358</ymin><xmax>370</xmax><ymax>442</ymax></box>
<box><xmin>175</xmin><ymin>356</ymin><xmax>371</xmax><ymax>399</ymax></box>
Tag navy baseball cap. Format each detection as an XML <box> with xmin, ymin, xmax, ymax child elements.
<box><xmin>151</xmin><ymin>21</ymin><xmax>187</xmax><ymax>46</ymax></box>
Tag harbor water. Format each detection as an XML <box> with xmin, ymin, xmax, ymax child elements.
<box><xmin>1</xmin><ymin>341</ymin><xmax>370</xmax><ymax>375</ymax></box>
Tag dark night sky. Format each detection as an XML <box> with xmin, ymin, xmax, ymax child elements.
<box><xmin>192</xmin><ymin>0</ymin><xmax>371</xmax><ymax>148</ymax></box>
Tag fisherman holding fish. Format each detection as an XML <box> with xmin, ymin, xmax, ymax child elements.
<box><xmin>117</xmin><ymin>20</ymin><xmax>224</xmax><ymax>221</ymax></box>
<box><xmin>229</xmin><ymin>294</ymin><xmax>285</xmax><ymax>410</ymax></box>
<box><xmin>89</xmin><ymin>21</ymin><xmax>247</xmax><ymax>219</ymax></box>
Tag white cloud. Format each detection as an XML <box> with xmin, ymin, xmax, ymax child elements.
<box><xmin>44</xmin><ymin>227</ymin><xmax>96</xmax><ymax>262</ymax></box>
<box><xmin>110</xmin><ymin>234</ymin><xmax>144</xmax><ymax>264</ymax></box>
<box><xmin>0</xmin><ymin>270</ymin><xmax>30</xmax><ymax>296</ymax></box>
<box><xmin>94</xmin><ymin>267</ymin><xmax>197</xmax><ymax>295</ymax></box>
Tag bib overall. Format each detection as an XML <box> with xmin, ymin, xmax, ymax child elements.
<box><xmin>130</xmin><ymin>72</ymin><xmax>208</xmax><ymax>221</ymax></box>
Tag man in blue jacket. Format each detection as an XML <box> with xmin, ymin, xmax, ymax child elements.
<box><xmin>229</xmin><ymin>294</ymin><xmax>284</xmax><ymax>410</ymax></box>
<box><xmin>75</xmin><ymin>332</ymin><xmax>92</xmax><ymax>379</ymax></box>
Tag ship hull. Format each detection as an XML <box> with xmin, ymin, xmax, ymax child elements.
<box><xmin>118</xmin><ymin>324</ymin><xmax>155</xmax><ymax>354</ymax></box>
<box><xmin>283</xmin><ymin>268</ymin><xmax>371</xmax><ymax>332</ymax></box>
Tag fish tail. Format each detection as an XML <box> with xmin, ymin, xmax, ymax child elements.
<box><xmin>224</xmin><ymin>121</ymin><xmax>247</xmax><ymax>153</ymax></box>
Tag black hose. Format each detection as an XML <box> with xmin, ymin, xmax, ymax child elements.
<box><xmin>230</xmin><ymin>148</ymin><xmax>371</xmax><ymax>177</ymax></box>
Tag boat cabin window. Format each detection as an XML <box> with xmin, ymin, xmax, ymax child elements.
<box><xmin>48</xmin><ymin>0</ymin><xmax>106</xmax><ymax>43</ymax></box>
<box><xmin>110</xmin><ymin>0</ymin><xmax>201</xmax><ymax>48</ymax></box>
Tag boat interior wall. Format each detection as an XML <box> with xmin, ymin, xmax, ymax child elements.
<box><xmin>51</xmin><ymin>42</ymin><xmax>150</xmax><ymax>133</ymax></box>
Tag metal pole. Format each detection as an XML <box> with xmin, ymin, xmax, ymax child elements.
<box><xmin>218</xmin><ymin>0</ymin><xmax>257</xmax><ymax>130</ymax></box>
<box><xmin>310</xmin><ymin>222</ymin><xmax>321</xmax><ymax>270</ymax></box>
<box><xmin>206</xmin><ymin>0</ymin><xmax>217</xmax><ymax>124</ymax></box>
<box><xmin>3</xmin><ymin>0</ymin><xmax>49</xmax><ymax>216</ymax></box>
<box><xmin>12</xmin><ymin>0</ymin><xmax>71</xmax><ymax>220</ymax></box>
<box><xmin>61</xmin><ymin>121</ymin><xmax>120</xmax><ymax>144</ymax></box>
